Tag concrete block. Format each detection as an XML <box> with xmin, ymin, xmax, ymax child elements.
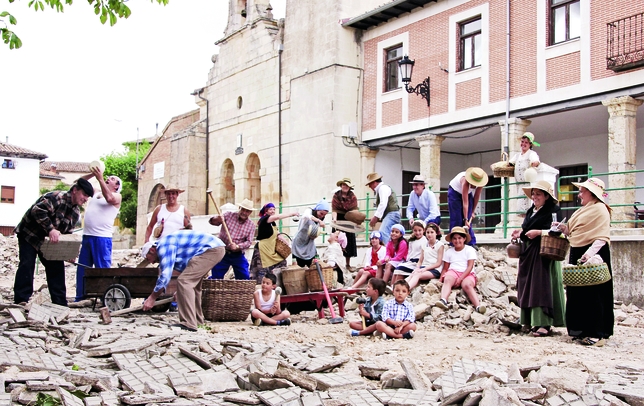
<box><xmin>358</xmin><ymin>363</ymin><xmax>388</xmax><ymax>380</ymax></box>
<box><xmin>119</xmin><ymin>393</ymin><xmax>178</xmax><ymax>405</ymax></box>
<box><xmin>329</xmin><ymin>389</ymin><xmax>382</xmax><ymax>405</ymax></box>
<box><xmin>400</xmin><ymin>359</ymin><xmax>433</xmax><ymax>390</ymax></box>
<box><xmin>311</xmin><ymin>372</ymin><xmax>365</xmax><ymax>391</ymax></box>
<box><xmin>179</xmin><ymin>345</ymin><xmax>212</xmax><ymax>370</ymax></box>
<box><xmin>274</xmin><ymin>361</ymin><xmax>317</xmax><ymax>392</ymax></box>
<box><xmin>168</xmin><ymin>371</ymin><xmax>205</xmax><ymax>398</ymax></box>
<box><xmin>529</xmin><ymin>366</ymin><xmax>589</xmax><ymax>397</ymax></box>
<box><xmin>508</xmin><ymin>383</ymin><xmax>547</xmax><ymax>400</ymax></box>
<box><xmin>199</xmin><ymin>369</ymin><xmax>240</xmax><ymax>394</ymax></box>
<box><xmin>7</xmin><ymin>309</ymin><xmax>26</xmax><ymax>323</ymax></box>
<box><xmin>258</xmin><ymin>377</ymin><xmax>294</xmax><ymax>390</ymax></box>
<box><xmin>223</xmin><ymin>391</ymin><xmax>262</xmax><ymax>405</ymax></box>
<box><xmin>56</xmin><ymin>387</ymin><xmax>85</xmax><ymax>406</ymax></box>
<box><xmin>143</xmin><ymin>380</ymin><xmax>175</xmax><ymax>396</ymax></box>
<box><xmin>300</xmin><ymin>392</ymin><xmax>324</xmax><ymax>406</ymax></box>
<box><xmin>303</xmin><ymin>356</ymin><xmax>350</xmax><ymax>373</ymax></box>
<box><xmin>256</xmin><ymin>387</ymin><xmax>302</xmax><ymax>406</ymax></box>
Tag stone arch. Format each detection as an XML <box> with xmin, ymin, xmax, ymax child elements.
<box><xmin>245</xmin><ymin>153</ymin><xmax>261</xmax><ymax>210</ymax></box>
<box><xmin>148</xmin><ymin>183</ymin><xmax>166</xmax><ymax>212</ymax></box>
<box><xmin>220</xmin><ymin>159</ymin><xmax>235</xmax><ymax>206</ymax></box>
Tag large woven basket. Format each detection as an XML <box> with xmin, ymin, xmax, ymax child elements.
<box><xmin>345</xmin><ymin>210</ymin><xmax>366</xmax><ymax>224</ymax></box>
<box><xmin>275</xmin><ymin>233</ymin><xmax>292</xmax><ymax>259</ymax></box>
<box><xmin>201</xmin><ymin>279</ymin><xmax>256</xmax><ymax>322</ymax></box>
<box><xmin>562</xmin><ymin>262</ymin><xmax>611</xmax><ymax>286</ymax></box>
<box><xmin>281</xmin><ymin>266</ymin><xmax>308</xmax><ymax>295</ymax></box>
<box><xmin>490</xmin><ymin>152</ymin><xmax>515</xmax><ymax>178</ymax></box>
<box><xmin>539</xmin><ymin>235</ymin><xmax>570</xmax><ymax>261</ymax></box>
<box><xmin>306</xmin><ymin>263</ymin><xmax>334</xmax><ymax>291</ymax></box>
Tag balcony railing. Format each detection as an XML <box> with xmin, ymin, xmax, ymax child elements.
<box><xmin>607</xmin><ymin>12</ymin><xmax>644</xmax><ymax>72</ymax></box>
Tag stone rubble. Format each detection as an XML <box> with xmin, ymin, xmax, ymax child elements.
<box><xmin>0</xmin><ymin>237</ymin><xmax>644</xmax><ymax>404</ymax></box>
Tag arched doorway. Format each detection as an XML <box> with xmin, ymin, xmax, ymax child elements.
<box><xmin>220</xmin><ymin>159</ymin><xmax>235</xmax><ymax>206</ymax></box>
<box><xmin>148</xmin><ymin>184</ymin><xmax>166</xmax><ymax>213</ymax></box>
<box><xmin>245</xmin><ymin>154</ymin><xmax>261</xmax><ymax>210</ymax></box>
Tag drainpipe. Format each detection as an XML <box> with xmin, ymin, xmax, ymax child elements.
<box><xmin>192</xmin><ymin>88</ymin><xmax>210</xmax><ymax>215</ymax></box>
<box><xmin>278</xmin><ymin>44</ymin><xmax>284</xmax><ymax>202</ymax></box>
<box><xmin>504</xmin><ymin>0</ymin><xmax>511</xmax><ymax>154</ymax></box>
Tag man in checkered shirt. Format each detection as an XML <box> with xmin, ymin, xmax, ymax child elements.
<box><xmin>141</xmin><ymin>230</ymin><xmax>225</xmax><ymax>331</ymax></box>
<box><xmin>208</xmin><ymin>198</ymin><xmax>256</xmax><ymax>280</ymax></box>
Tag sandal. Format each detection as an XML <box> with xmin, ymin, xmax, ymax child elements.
<box><xmin>579</xmin><ymin>337</ymin><xmax>605</xmax><ymax>347</ymax></box>
<box><xmin>532</xmin><ymin>327</ymin><xmax>551</xmax><ymax>337</ymax></box>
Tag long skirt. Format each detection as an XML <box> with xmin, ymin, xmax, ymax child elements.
<box><xmin>333</xmin><ymin>213</ymin><xmax>357</xmax><ymax>259</ymax></box>
<box><xmin>565</xmin><ymin>243</ymin><xmax>614</xmax><ymax>339</ymax></box>
<box><xmin>250</xmin><ymin>243</ymin><xmax>287</xmax><ymax>284</ymax></box>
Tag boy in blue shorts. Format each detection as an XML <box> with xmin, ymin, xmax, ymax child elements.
<box><xmin>349</xmin><ymin>278</ymin><xmax>386</xmax><ymax>336</ymax></box>
<box><xmin>375</xmin><ymin>279</ymin><xmax>417</xmax><ymax>339</ymax></box>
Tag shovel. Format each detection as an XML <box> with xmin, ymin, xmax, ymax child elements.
<box><xmin>314</xmin><ymin>261</ymin><xmax>343</xmax><ymax>324</ymax></box>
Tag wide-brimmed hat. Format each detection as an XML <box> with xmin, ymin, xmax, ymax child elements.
<box><xmin>522</xmin><ymin>180</ymin><xmax>558</xmax><ymax>203</ymax></box>
<box><xmin>336</xmin><ymin>177</ymin><xmax>355</xmax><ymax>188</ymax></box>
<box><xmin>572</xmin><ymin>178</ymin><xmax>607</xmax><ymax>204</ymax></box>
<box><xmin>238</xmin><ymin>198</ymin><xmax>256</xmax><ymax>211</ymax></box>
<box><xmin>464</xmin><ymin>167</ymin><xmax>489</xmax><ymax>187</ymax></box>
<box><xmin>331</xmin><ymin>220</ymin><xmax>366</xmax><ymax>233</ymax></box>
<box><xmin>445</xmin><ymin>226</ymin><xmax>472</xmax><ymax>244</ymax></box>
<box><xmin>522</xmin><ymin>132</ymin><xmax>541</xmax><ymax>147</ymax></box>
<box><xmin>164</xmin><ymin>186</ymin><xmax>185</xmax><ymax>194</ymax></box>
<box><xmin>409</xmin><ymin>175</ymin><xmax>426</xmax><ymax>184</ymax></box>
<box><xmin>365</xmin><ymin>172</ymin><xmax>383</xmax><ymax>186</ymax></box>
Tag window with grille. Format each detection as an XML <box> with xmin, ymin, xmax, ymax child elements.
<box><xmin>459</xmin><ymin>17</ymin><xmax>482</xmax><ymax>71</ymax></box>
<box><xmin>385</xmin><ymin>45</ymin><xmax>403</xmax><ymax>92</ymax></box>
<box><xmin>550</xmin><ymin>0</ymin><xmax>580</xmax><ymax>45</ymax></box>
<box><xmin>1</xmin><ymin>186</ymin><xmax>15</xmax><ymax>204</ymax></box>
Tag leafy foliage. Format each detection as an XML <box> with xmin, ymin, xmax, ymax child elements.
<box><xmin>40</xmin><ymin>181</ymin><xmax>69</xmax><ymax>195</ymax></box>
<box><xmin>35</xmin><ymin>393</ymin><xmax>61</xmax><ymax>406</ymax></box>
<box><xmin>1</xmin><ymin>0</ymin><xmax>168</xmax><ymax>49</ymax></box>
<box><xmin>102</xmin><ymin>140</ymin><xmax>151</xmax><ymax>232</ymax></box>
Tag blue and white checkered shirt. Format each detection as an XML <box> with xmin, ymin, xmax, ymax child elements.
<box><xmin>381</xmin><ymin>298</ymin><xmax>415</xmax><ymax>323</ymax></box>
<box><xmin>153</xmin><ymin>230</ymin><xmax>224</xmax><ymax>292</ymax></box>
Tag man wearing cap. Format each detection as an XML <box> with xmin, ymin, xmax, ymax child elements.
<box><xmin>145</xmin><ymin>186</ymin><xmax>192</xmax><ymax>242</ymax></box>
<box><xmin>74</xmin><ymin>167</ymin><xmax>123</xmax><ymax>301</ymax></box>
<box><xmin>208</xmin><ymin>198</ymin><xmax>257</xmax><ymax>280</ymax></box>
<box><xmin>141</xmin><ymin>230</ymin><xmax>225</xmax><ymax>332</ymax></box>
<box><xmin>406</xmin><ymin>175</ymin><xmax>441</xmax><ymax>229</ymax></box>
<box><xmin>447</xmin><ymin>167</ymin><xmax>489</xmax><ymax>247</ymax></box>
<box><xmin>366</xmin><ymin>173</ymin><xmax>401</xmax><ymax>244</ymax></box>
<box><xmin>13</xmin><ymin>178</ymin><xmax>94</xmax><ymax>306</ymax></box>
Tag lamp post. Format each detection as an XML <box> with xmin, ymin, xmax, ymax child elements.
<box><xmin>398</xmin><ymin>55</ymin><xmax>430</xmax><ymax>106</ymax></box>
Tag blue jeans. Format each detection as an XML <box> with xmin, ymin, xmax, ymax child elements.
<box><xmin>379</xmin><ymin>211</ymin><xmax>401</xmax><ymax>245</ymax></box>
<box><xmin>76</xmin><ymin>235</ymin><xmax>113</xmax><ymax>301</ymax></box>
<box><xmin>210</xmin><ymin>251</ymin><xmax>250</xmax><ymax>280</ymax></box>
<box><xmin>448</xmin><ymin>186</ymin><xmax>476</xmax><ymax>245</ymax></box>
<box><xmin>14</xmin><ymin>235</ymin><xmax>67</xmax><ymax>306</ymax></box>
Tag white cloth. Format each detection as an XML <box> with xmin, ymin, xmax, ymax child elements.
<box><xmin>258</xmin><ymin>290</ymin><xmax>276</xmax><ymax>312</ymax></box>
<box><xmin>321</xmin><ymin>242</ymin><xmax>344</xmax><ymax>268</ymax></box>
<box><xmin>83</xmin><ymin>194</ymin><xmax>119</xmax><ymax>237</ymax></box>
<box><xmin>449</xmin><ymin>172</ymin><xmax>476</xmax><ymax>196</ymax></box>
<box><xmin>398</xmin><ymin>236</ymin><xmax>427</xmax><ymax>269</ymax></box>
<box><xmin>155</xmin><ymin>204</ymin><xmax>185</xmax><ymax>240</ymax></box>
<box><xmin>509</xmin><ymin>150</ymin><xmax>540</xmax><ymax>182</ymax></box>
<box><xmin>443</xmin><ymin>245</ymin><xmax>477</xmax><ymax>273</ymax></box>
<box><xmin>421</xmin><ymin>240</ymin><xmax>445</xmax><ymax>269</ymax></box>
<box><xmin>373</xmin><ymin>183</ymin><xmax>393</xmax><ymax>219</ymax></box>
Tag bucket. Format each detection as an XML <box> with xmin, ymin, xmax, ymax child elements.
<box><xmin>281</xmin><ymin>266</ymin><xmax>308</xmax><ymax>295</ymax></box>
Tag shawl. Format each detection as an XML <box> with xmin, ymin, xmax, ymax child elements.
<box><xmin>332</xmin><ymin>190</ymin><xmax>358</xmax><ymax>213</ymax></box>
<box><xmin>568</xmin><ymin>200</ymin><xmax>610</xmax><ymax>247</ymax></box>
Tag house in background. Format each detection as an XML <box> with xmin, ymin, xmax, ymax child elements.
<box><xmin>39</xmin><ymin>161</ymin><xmax>93</xmax><ymax>190</ymax></box>
<box><xmin>0</xmin><ymin>141</ymin><xmax>48</xmax><ymax>236</ymax></box>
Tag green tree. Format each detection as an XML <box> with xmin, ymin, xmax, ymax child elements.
<box><xmin>102</xmin><ymin>140</ymin><xmax>151</xmax><ymax>232</ymax></box>
<box><xmin>1</xmin><ymin>0</ymin><xmax>168</xmax><ymax>50</ymax></box>
<box><xmin>40</xmin><ymin>180</ymin><xmax>68</xmax><ymax>195</ymax></box>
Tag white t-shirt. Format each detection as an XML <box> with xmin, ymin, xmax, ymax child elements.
<box><xmin>443</xmin><ymin>245</ymin><xmax>477</xmax><ymax>273</ymax></box>
<box><xmin>363</xmin><ymin>246</ymin><xmax>386</xmax><ymax>268</ymax></box>
<box><xmin>421</xmin><ymin>240</ymin><xmax>445</xmax><ymax>269</ymax></box>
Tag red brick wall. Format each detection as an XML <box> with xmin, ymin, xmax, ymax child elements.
<box><xmin>546</xmin><ymin>52</ymin><xmax>580</xmax><ymax>90</ymax></box>
<box><xmin>382</xmin><ymin>99</ymin><xmax>403</xmax><ymax>127</ymax></box>
<box><xmin>363</xmin><ymin>40</ymin><xmax>378</xmax><ymax>131</ymax></box>
<box><xmin>507</xmin><ymin>0</ymin><xmax>537</xmax><ymax>100</ymax></box>
<box><xmin>456</xmin><ymin>78</ymin><xmax>482</xmax><ymax>110</ymax></box>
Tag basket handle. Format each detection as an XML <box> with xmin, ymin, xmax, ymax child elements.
<box><xmin>501</xmin><ymin>151</ymin><xmax>508</xmax><ymax>161</ymax></box>
<box><xmin>277</xmin><ymin>232</ymin><xmax>292</xmax><ymax>242</ymax></box>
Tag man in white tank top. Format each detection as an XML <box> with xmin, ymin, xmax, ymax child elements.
<box><xmin>75</xmin><ymin>167</ymin><xmax>122</xmax><ymax>301</ymax></box>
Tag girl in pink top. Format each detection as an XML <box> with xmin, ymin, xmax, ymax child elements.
<box><xmin>380</xmin><ymin>224</ymin><xmax>408</xmax><ymax>284</ymax></box>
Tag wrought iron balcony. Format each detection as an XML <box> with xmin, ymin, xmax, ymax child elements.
<box><xmin>607</xmin><ymin>12</ymin><xmax>644</xmax><ymax>72</ymax></box>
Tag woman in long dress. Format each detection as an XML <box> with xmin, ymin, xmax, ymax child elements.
<box><xmin>511</xmin><ymin>180</ymin><xmax>565</xmax><ymax>337</ymax></box>
<box><xmin>556</xmin><ymin>178</ymin><xmax>613</xmax><ymax>347</ymax></box>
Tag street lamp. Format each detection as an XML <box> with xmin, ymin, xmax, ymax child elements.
<box><xmin>398</xmin><ymin>55</ymin><xmax>430</xmax><ymax>106</ymax></box>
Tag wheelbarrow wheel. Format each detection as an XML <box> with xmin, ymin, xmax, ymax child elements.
<box><xmin>103</xmin><ymin>284</ymin><xmax>131</xmax><ymax>312</ymax></box>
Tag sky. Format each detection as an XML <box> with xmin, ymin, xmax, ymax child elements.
<box><xmin>0</xmin><ymin>0</ymin><xmax>285</xmax><ymax>162</ymax></box>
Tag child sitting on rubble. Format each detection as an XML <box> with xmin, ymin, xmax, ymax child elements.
<box><xmin>320</xmin><ymin>230</ymin><xmax>348</xmax><ymax>286</ymax></box>
<box><xmin>374</xmin><ymin>279</ymin><xmax>417</xmax><ymax>339</ymax></box>
<box><xmin>380</xmin><ymin>224</ymin><xmax>408</xmax><ymax>284</ymax></box>
<box><xmin>406</xmin><ymin>222</ymin><xmax>445</xmax><ymax>290</ymax></box>
<box><xmin>351</xmin><ymin>231</ymin><xmax>386</xmax><ymax>288</ymax></box>
<box><xmin>349</xmin><ymin>278</ymin><xmax>386</xmax><ymax>336</ymax></box>
<box><xmin>250</xmin><ymin>273</ymin><xmax>291</xmax><ymax>326</ymax></box>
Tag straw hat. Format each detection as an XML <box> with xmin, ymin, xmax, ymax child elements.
<box><xmin>365</xmin><ymin>172</ymin><xmax>383</xmax><ymax>186</ymax></box>
<box><xmin>572</xmin><ymin>178</ymin><xmax>607</xmax><ymax>204</ymax></box>
<box><xmin>238</xmin><ymin>198</ymin><xmax>256</xmax><ymax>211</ymax></box>
<box><xmin>331</xmin><ymin>220</ymin><xmax>366</xmax><ymax>233</ymax></box>
<box><xmin>522</xmin><ymin>180</ymin><xmax>558</xmax><ymax>203</ymax></box>
<box><xmin>445</xmin><ymin>226</ymin><xmax>472</xmax><ymax>244</ymax></box>
<box><xmin>336</xmin><ymin>177</ymin><xmax>355</xmax><ymax>188</ymax></box>
<box><xmin>522</xmin><ymin>132</ymin><xmax>541</xmax><ymax>147</ymax></box>
<box><xmin>164</xmin><ymin>186</ymin><xmax>185</xmax><ymax>194</ymax></box>
<box><xmin>464</xmin><ymin>167</ymin><xmax>489</xmax><ymax>187</ymax></box>
<box><xmin>409</xmin><ymin>175</ymin><xmax>427</xmax><ymax>184</ymax></box>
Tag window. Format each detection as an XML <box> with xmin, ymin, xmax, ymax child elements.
<box><xmin>459</xmin><ymin>17</ymin><xmax>482</xmax><ymax>71</ymax></box>
<box><xmin>550</xmin><ymin>0</ymin><xmax>580</xmax><ymax>45</ymax></box>
<box><xmin>2</xmin><ymin>159</ymin><xmax>15</xmax><ymax>169</ymax></box>
<box><xmin>1</xmin><ymin>186</ymin><xmax>15</xmax><ymax>204</ymax></box>
<box><xmin>384</xmin><ymin>45</ymin><xmax>403</xmax><ymax>92</ymax></box>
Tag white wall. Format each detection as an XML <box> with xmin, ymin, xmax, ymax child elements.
<box><xmin>0</xmin><ymin>157</ymin><xmax>41</xmax><ymax>227</ymax></box>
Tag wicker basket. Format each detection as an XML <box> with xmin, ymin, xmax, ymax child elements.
<box><xmin>345</xmin><ymin>210</ymin><xmax>366</xmax><ymax>224</ymax></box>
<box><xmin>201</xmin><ymin>279</ymin><xmax>256</xmax><ymax>322</ymax></box>
<box><xmin>281</xmin><ymin>266</ymin><xmax>308</xmax><ymax>295</ymax></box>
<box><xmin>275</xmin><ymin>233</ymin><xmax>292</xmax><ymax>259</ymax></box>
<box><xmin>562</xmin><ymin>262</ymin><xmax>611</xmax><ymax>286</ymax></box>
<box><xmin>539</xmin><ymin>235</ymin><xmax>570</xmax><ymax>261</ymax></box>
<box><xmin>306</xmin><ymin>263</ymin><xmax>334</xmax><ymax>291</ymax></box>
<box><xmin>490</xmin><ymin>152</ymin><xmax>515</xmax><ymax>178</ymax></box>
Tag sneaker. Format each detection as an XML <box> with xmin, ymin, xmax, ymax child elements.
<box><xmin>403</xmin><ymin>330</ymin><xmax>415</xmax><ymax>339</ymax></box>
<box><xmin>279</xmin><ymin>318</ymin><xmax>291</xmax><ymax>326</ymax></box>
<box><xmin>435</xmin><ymin>298</ymin><xmax>449</xmax><ymax>310</ymax></box>
<box><xmin>253</xmin><ymin>318</ymin><xmax>262</xmax><ymax>327</ymax></box>
<box><xmin>169</xmin><ymin>302</ymin><xmax>178</xmax><ymax>312</ymax></box>
<box><xmin>382</xmin><ymin>333</ymin><xmax>392</xmax><ymax>340</ymax></box>
<box><xmin>476</xmin><ymin>305</ymin><xmax>486</xmax><ymax>314</ymax></box>
<box><xmin>170</xmin><ymin>323</ymin><xmax>197</xmax><ymax>332</ymax></box>
<box><xmin>350</xmin><ymin>329</ymin><xmax>360</xmax><ymax>337</ymax></box>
